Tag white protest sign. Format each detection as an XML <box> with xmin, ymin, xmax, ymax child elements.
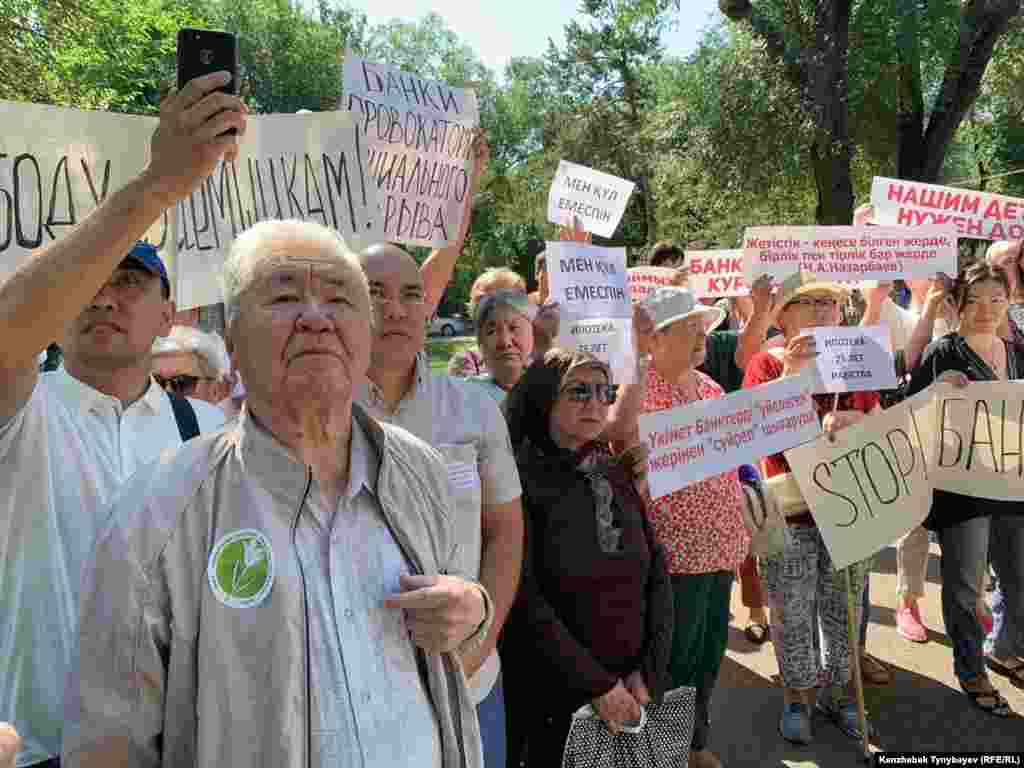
<box><xmin>872</xmin><ymin>176</ymin><xmax>1024</xmax><ymax>242</ymax></box>
<box><xmin>0</xmin><ymin>101</ymin><xmax>165</xmax><ymax>283</ymax></box>
<box><xmin>742</xmin><ymin>225</ymin><xmax>958</xmax><ymax>283</ymax></box>
<box><xmin>547</xmin><ymin>161</ymin><xmax>635</xmax><ymax>239</ymax></box>
<box><xmin>785</xmin><ymin>390</ymin><xmax>935</xmax><ymax>571</ymax></box>
<box><xmin>685</xmin><ymin>250</ymin><xmax>749</xmax><ymax>298</ymax></box>
<box><xmin>174</xmin><ymin>111</ymin><xmax>382</xmax><ymax>309</ymax></box>
<box><xmin>926</xmin><ymin>381</ymin><xmax>1024</xmax><ymax>502</ymax></box>
<box><xmin>627</xmin><ymin>266</ymin><xmax>677</xmax><ymax>303</ymax></box>
<box><xmin>808</xmin><ymin>326</ymin><xmax>898</xmax><ymax>394</ymax></box>
<box><xmin>343</xmin><ymin>51</ymin><xmax>479</xmax><ymax>248</ymax></box>
<box><xmin>641</xmin><ymin>372</ymin><xmax>821</xmax><ymax>500</ymax></box>
<box><xmin>548</xmin><ymin>242</ymin><xmax>634</xmax><ymax>380</ymax></box>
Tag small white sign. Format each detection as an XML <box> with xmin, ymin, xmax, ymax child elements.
<box><xmin>627</xmin><ymin>266</ymin><xmax>678</xmax><ymax>303</ymax></box>
<box><xmin>742</xmin><ymin>225</ymin><xmax>958</xmax><ymax>283</ymax></box>
<box><xmin>547</xmin><ymin>161</ymin><xmax>635</xmax><ymax>239</ymax></box>
<box><xmin>808</xmin><ymin>326</ymin><xmax>898</xmax><ymax>394</ymax></box>
<box><xmin>641</xmin><ymin>373</ymin><xmax>822</xmax><ymax>500</ymax></box>
<box><xmin>685</xmin><ymin>249</ymin><xmax>750</xmax><ymax>298</ymax></box>
<box><xmin>549</xmin><ymin>242</ymin><xmax>635</xmax><ymax>382</ymax></box>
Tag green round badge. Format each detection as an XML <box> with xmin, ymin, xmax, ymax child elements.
<box><xmin>207</xmin><ymin>529</ymin><xmax>275</xmax><ymax>608</ymax></box>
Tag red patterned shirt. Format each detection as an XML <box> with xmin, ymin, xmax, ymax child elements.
<box><xmin>641</xmin><ymin>366</ymin><xmax>750</xmax><ymax>575</ymax></box>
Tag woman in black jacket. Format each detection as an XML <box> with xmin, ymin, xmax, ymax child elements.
<box><xmin>499</xmin><ymin>349</ymin><xmax>673</xmax><ymax>767</ymax></box>
<box><xmin>906</xmin><ymin>262</ymin><xmax>1024</xmax><ymax>717</ymax></box>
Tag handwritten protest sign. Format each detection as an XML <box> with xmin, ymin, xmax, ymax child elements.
<box><xmin>174</xmin><ymin>111</ymin><xmax>382</xmax><ymax>308</ymax></box>
<box><xmin>872</xmin><ymin>176</ymin><xmax>1024</xmax><ymax>241</ymax></box>
<box><xmin>808</xmin><ymin>326</ymin><xmax>898</xmax><ymax>394</ymax></box>
<box><xmin>924</xmin><ymin>382</ymin><xmax>1024</xmax><ymax>502</ymax></box>
<box><xmin>548</xmin><ymin>242</ymin><xmax>634</xmax><ymax>380</ymax></box>
<box><xmin>785</xmin><ymin>391</ymin><xmax>934</xmax><ymax>570</ymax></box>
<box><xmin>343</xmin><ymin>51</ymin><xmax>478</xmax><ymax>248</ymax></box>
<box><xmin>685</xmin><ymin>249</ymin><xmax>750</xmax><ymax>298</ymax></box>
<box><xmin>547</xmin><ymin>161</ymin><xmax>635</xmax><ymax>238</ymax></box>
<box><xmin>627</xmin><ymin>266</ymin><xmax>677</xmax><ymax>302</ymax></box>
<box><xmin>0</xmin><ymin>101</ymin><xmax>165</xmax><ymax>282</ymax></box>
<box><xmin>742</xmin><ymin>225</ymin><xmax>958</xmax><ymax>283</ymax></box>
<box><xmin>641</xmin><ymin>373</ymin><xmax>821</xmax><ymax>500</ymax></box>
<box><xmin>0</xmin><ymin>102</ymin><xmax>383</xmax><ymax>310</ymax></box>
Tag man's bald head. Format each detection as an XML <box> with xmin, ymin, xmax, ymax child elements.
<box><xmin>360</xmin><ymin>242</ymin><xmax>428</xmax><ymax>375</ymax></box>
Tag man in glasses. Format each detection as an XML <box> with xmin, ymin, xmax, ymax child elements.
<box><xmin>0</xmin><ymin>71</ymin><xmax>243</xmax><ymax>767</ymax></box>
<box><xmin>152</xmin><ymin>325</ymin><xmax>234</xmax><ymax>405</ymax></box>
<box><xmin>357</xmin><ymin>242</ymin><xmax>524</xmax><ymax>768</ymax></box>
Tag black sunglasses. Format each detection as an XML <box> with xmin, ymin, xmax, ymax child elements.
<box><xmin>561</xmin><ymin>382</ymin><xmax>618</xmax><ymax>405</ymax></box>
<box><xmin>154</xmin><ymin>373</ymin><xmax>212</xmax><ymax>395</ymax></box>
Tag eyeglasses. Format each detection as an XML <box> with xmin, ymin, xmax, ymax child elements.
<box><xmin>790</xmin><ymin>297</ymin><xmax>837</xmax><ymax>310</ymax></box>
<box><xmin>154</xmin><ymin>374</ymin><xmax>214</xmax><ymax>395</ymax></box>
<box><xmin>561</xmin><ymin>382</ymin><xmax>618</xmax><ymax>405</ymax></box>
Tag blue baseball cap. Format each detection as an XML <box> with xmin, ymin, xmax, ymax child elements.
<box><xmin>120</xmin><ymin>241</ymin><xmax>170</xmax><ymax>298</ymax></box>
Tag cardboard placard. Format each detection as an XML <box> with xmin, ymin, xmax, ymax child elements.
<box><xmin>343</xmin><ymin>51</ymin><xmax>479</xmax><ymax>247</ymax></box>
<box><xmin>785</xmin><ymin>391</ymin><xmax>935</xmax><ymax>570</ymax></box>
<box><xmin>627</xmin><ymin>266</ymin><xmax>677</xmax><ymax>303</ymax></box>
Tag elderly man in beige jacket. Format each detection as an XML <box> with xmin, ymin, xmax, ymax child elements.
<box><xmin>64</xmin><ymin>219</ymin><xmax>493</xmax><ymax>768</ymax></box>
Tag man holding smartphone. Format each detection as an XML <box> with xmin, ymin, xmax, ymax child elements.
<box><xmin>0</xmin><ymin>72</ymin><xmax>246</xmax><ymax>768</ymax></box>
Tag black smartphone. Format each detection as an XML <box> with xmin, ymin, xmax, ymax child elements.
<box><xmin>177</xmin><ymin>28</ymin><xmax>239</xmax><ymax>132</ymax></box>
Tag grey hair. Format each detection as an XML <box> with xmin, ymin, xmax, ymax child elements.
<box><xmin>152</xmin><ymin>325</ymin><xmax>231</xmax><ymax>380</ymax></box>
<box><xmin>221</xmin><ymin>219</ymin><xmax>368</xmax><ymax>328</ymax></box>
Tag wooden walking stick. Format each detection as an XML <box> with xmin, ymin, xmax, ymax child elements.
<box><xmin>844</xmin><ymin>566</ymin><xmax>873</xmax><ymax>764</ymax></box>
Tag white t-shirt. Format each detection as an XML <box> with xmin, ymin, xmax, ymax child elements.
<box><xmin>0</xmin><ymin>367</ymin><xmax>224</xmax><ymax>766</ymax></box>
<box><xmin>359</xmin><ymin>355</ymin><xmax>522</xmax><ymax>705</ymax></box>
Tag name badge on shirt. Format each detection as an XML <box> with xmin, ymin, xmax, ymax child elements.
<box><xmin>437</xmin><ymin>443</ymin><xmax>481</xmax><ymax>495</ymax></box>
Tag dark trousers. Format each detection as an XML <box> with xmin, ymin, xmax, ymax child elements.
<box><xmin>669</xmin><ymin>570</ymin><xmax>734</xmax><ymax>752</ymax></box>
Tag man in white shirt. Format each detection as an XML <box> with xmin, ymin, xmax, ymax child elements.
<box><xmin>0</xmin><ymin>71</ymin><xmax>245</xmax><ymax>767</ymax></box>
<box><xmin>357</xmin><ymin>243</ymin><xmax>524</xmax><ymax>768</ymax></box>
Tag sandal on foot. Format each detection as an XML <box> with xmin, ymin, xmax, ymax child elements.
<box><xmin>744</xmin><ymin>622</ymin><xmax>770</xmax><ymax>645</ymax></box>
<box><xmin>859</xmin><ymin>653</ymin><xmax>891</xmax><ymax>685</ymax></box>
<box><xmin>986</xmin><ymin>656</ymin><xmax>1024</xmax><ymax>686</ymax></box>
<box><xmin>961</xmin><ymin>684</ymin><xmax>1012</xmax><ymax>717</ymax></box>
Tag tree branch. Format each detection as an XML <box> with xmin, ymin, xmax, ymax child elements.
<box><xmin>895</xmin><ymin>0</ymin><xmax>927</xmax><ymax>179</ymax></box>
<box><xmin>718</xmin><ymin>0</ymin><xmax>807</xmax><ymax>93</ymax></box>
<box><xmin>921</xmin><ymin>0</ymin><xmax>1022</xmax><ymax>181</ymax></box>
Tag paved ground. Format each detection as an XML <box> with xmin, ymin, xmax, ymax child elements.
<box><xmin>710</xmin><ymin>542</ymin><xmax>1024</xmax><ymax>766</ymax></box>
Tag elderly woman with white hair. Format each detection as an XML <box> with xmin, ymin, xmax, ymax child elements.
<box><xmin>151</xmin><ymin>324</ymin><xmax>233</xmax><ymax>404</ymax></box>
<box><xmin>448</xmin><ymin>268</ymin><xmax>528</xmax><ymax>378</ymax></box>
<box><xmin>67</xmin><ymin>219</ymin><xmax>496</xmax><ymax>768</ymax></box>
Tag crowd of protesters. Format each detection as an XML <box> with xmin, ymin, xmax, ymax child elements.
<box><xmin>0</xmin><ymin>68</ymin><xmax>1022</xmax><ymax>768</ymax></box>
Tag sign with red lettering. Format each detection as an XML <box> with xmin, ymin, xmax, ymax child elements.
<box><xmin>343</xmin><ymin>51</ymin><xmax>479</xmax><ymax>248</ymax></box>
<box><xmin>785</xmin><ymin>391</ymin><xmax>934</xmax><ymax>570</ymax></box>
<box><xmin>641</xmin><ymin>373</ymin><xmax>821</xmax><ymax>499</ymax></box>
<box><xmin>925</xmin><ymin>382</ymin><xmax>1024</xmax><ymax>502</ymax></box>
<box><xmin>742</xmin><ymin>225</ymin><xmax>958</xmax><ymax>283</ymax></box>
<box><xmin>547</xmin><ymin>161</ymin><xmax>636</xmax><ymax>238</ymax></box>
<box><xmin>684</xmin><ymin>249</ymin><xmax>750</xmax><ymax>298</ymax></box>
<box><xmin>627</xmin><ymin>266</ymin><xmax>677</xmax><ymax>302</ymax></box>
<box><xmin>871</xmin><ymin>176</ymin><xmax>1024</xmax><ymax>242</ymax></box>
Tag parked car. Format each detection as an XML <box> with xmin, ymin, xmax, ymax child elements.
<box><xmin>428</xmin><ymin>314</ymin><xmax>470</xmax><ymax>337</ymax></box>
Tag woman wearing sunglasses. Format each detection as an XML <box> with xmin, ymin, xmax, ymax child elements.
<box><xmin>499</xmin><ymin>349</ymin><xmax>673</xmax><ymax>767</ymax></box>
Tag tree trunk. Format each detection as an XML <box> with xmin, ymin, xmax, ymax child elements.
<box><xmin>811</xmin><ymin>137</ymin><xmax>855</xmax><ymax>225</ymax></box>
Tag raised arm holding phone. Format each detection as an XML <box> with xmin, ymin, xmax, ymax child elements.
<box><xmin>0</xmin><ymin>68</ymin><xmax>245</xmax><ymax>768</ymax></box>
